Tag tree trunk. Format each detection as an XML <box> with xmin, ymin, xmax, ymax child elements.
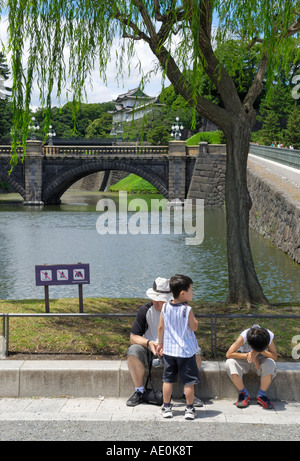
<box><xmin>225</xmin><ymin>122</ymin><xmax>269</xmax><ymax>306</ymax></box>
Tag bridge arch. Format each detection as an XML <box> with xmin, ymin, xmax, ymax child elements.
<box><xmin>0</xmin><ymin>168</ymin><xmax>26</xmax><ymax>200</ymax></box>
<box><xmin>43</xmin><ymin>159</ymin><xmax>169</xmax><ymax>204</ymax></box>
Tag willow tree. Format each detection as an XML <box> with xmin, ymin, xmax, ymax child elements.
<box><xmin>2</xmin><ymin>1</ymin><xmax>300</xmax><ymax>305</ymax></box>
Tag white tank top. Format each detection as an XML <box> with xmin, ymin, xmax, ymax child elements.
<box><xmin>162</xmin><ymin>301</ymin><xmax>198</xmax><ymax>358</ymax></box>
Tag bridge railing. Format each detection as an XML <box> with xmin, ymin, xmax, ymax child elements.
<box><xmin>0</xmin><ymin>145</ymin><xmax>23</xmax><ymax>156</ymax></box>
<box><xmin>43</xmin><ymin>145</ymin><xmax>169</xmax><ymax>156</ymax></box>
<box><xmin>250</xmin><ymin>144</ymin><xmax>300</xmax><ymax>170</ymax></box>
<box><xmin>0</xmin><ymin>146</ymin><xmax>10</xmax><ymax>155</ymax></box>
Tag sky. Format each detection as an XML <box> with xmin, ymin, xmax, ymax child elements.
<box><xmin>0</xmin><ymin>14</ymin><xmax>167</xmax><ymax>110</ymax></box>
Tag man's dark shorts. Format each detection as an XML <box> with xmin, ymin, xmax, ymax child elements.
<box><xmin>163</xmin><ymin>354</ymin><xmax>200</xmax><ymax>386</ymax></box>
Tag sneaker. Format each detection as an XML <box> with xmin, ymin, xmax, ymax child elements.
<box><xmin>257</xmin><ymin>395</ymin><xmax>274</xmax><ymax>409</ymax></box>
<box><xmin>236</xmin><ymin>392</ymin><xmax>250</xmax><ymax>408</ymax></box>
<box><xmin>181</xmin><ymin>394</ymin><xmax>204</xmax><ymax>407</ymax></box>
<box><xmin>185</xmin><ymin>406</ymin><xmax>196</xmax><ymax>420</ymax></box>
<box><xmin>126</xmin><ymin>390</ymin><xmax>144</xmax><ymax>407</ymax></box>
<box><xmin>162</xmin><ymin>405</ymin><xmax>173</xmax><ymax>418</ymax></box>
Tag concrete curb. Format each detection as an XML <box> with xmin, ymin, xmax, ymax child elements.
<box><xmin>0</xmin><ymin>360</ymin><xmax>300</xmax><ymax>400</ymax></box>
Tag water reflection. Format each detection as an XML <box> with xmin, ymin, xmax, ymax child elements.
<box><xmin>0</xmin><ymin>191</ymin><xmax>299</xmax><ymax>303</ymax></box>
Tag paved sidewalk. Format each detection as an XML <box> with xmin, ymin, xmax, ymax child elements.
<box><xmin>0</xmin><ymin>397</ymin><xmax>299</xmax><ymax>441</ymax></box>
<box><xmin>0</xmin><ymin>396</ymin><xmax>299</xmax><ymax>425</ymax></box>
<box><xmin>248</xmin><ymin>153</ymin><xmax>300</xmax><ymax>191</ymax></box>
<box><xmin>248</xmin><ymin>154</ymin><xmax>300</xmax><ymax>204</ymax></box>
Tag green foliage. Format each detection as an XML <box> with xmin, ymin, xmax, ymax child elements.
<box><xmin>254</xmin><ymin>111</ymin><xmax>281</xmax><ymax>146</ymax></box>
<box><xmin>0</xmin><ymin>52</ymin><xmax>12</xmax><ymax>143</ymax></box>
<box><xmin>1</xmin><ymin>1</ymin><xmax>300</xmax><ymax>161</ymax></box>
<box><xmin>285</xmin><ymin>106</ymin><xmax>300</xmax><ymax>149</ymax></box>
<box><xmin>33</xmin><ymin>101</ymin><xmax>114</xmax><ymax>139</ymax></box>
<box><xmin>146</xmin><ymin>125</ymin><xmax>170</xmax><ymax>145</ymax></box>
<box><xmin>253</xmin><ymin>76</ymin><xmax>299</xmax><ymax>147</ymax></box>
<box><xmin>109</xmin><ymin>173</ymin><xmax>159</xmax><ymax>194</ymax></box>
<box><xmin>215</xmin><ymin>40</ymin><xmax>263</xmax><ymax>106</ymax></box>
<box><xmin>186</xmin><ymin>130</ymin><xmax>226</xmax><ymax>145</ymax></box>
<box><xmin>85</xmin><ymin>113</ymin><xmax>113</xmax><ymax>139</ymax></box>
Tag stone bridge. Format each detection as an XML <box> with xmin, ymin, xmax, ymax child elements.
<box><xmin>1</xmin><ymin>140</ymin><xmax>299</xmax><ymax>265</ymax></box>
<box><xmin>0</xmin><ymin>141</ymin><xmax>226</xmax><ymax>206</ymax></box>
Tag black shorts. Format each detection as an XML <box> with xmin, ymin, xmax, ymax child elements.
<box><xmin>162</xmin><ymin>354</ymin><xmax>200</xmax><ymax>386</ymax></box>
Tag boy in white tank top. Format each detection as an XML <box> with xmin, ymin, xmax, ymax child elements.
<box><xmin>157</xmin><ymin>274</ymin><xmax>200</xmax><ymax>420</ymax></box>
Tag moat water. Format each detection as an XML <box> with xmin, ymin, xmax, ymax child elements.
<box><xmin>0</xmin><ymin>190</ymin><xmax>299</xmax><ymax>303</ymax></box>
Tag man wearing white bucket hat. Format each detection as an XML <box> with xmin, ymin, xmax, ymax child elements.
<box><xmin>126</xmin><ymin>277</ymin><xmax>203</xmax><ymax>407</ymax></box>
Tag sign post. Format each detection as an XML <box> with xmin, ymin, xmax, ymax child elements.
<box><xmin>35</xmin><ymin>263</ymin><xmax>90</xmax><ymax>313</ymax></box>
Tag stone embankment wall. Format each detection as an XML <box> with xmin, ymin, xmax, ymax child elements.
<box><xmin>70</xmin><ymin>171</ymin><xmax>105</xmax><ymax>191</ymax></box>
<box><xmin>247</xmin><ymin>169</ymin><xmax>300</xmax><ymax>264</ymax></box>
<box><xmin>187</xmin><ymin>142</ymin><xmax>299</xmax><ymax>264</ymax></box>
<box><xmin>71</xmin><ymin>170</ymin><xmax>127</xmax><ymax>191</ymax></box>
<box><xmin>187</xmin><ymin>142</ymin><xmax>226</xmax><ymax>207</ymax></box>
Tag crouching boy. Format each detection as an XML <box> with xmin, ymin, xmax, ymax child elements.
<box><xmin>225</xmin><ymin>324</ymin><xmax>277</xmax><ymax>409</ymax></box>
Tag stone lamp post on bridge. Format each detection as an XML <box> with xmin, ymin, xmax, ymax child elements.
<box><xmin>28</xmin><ymin>117</ymin><xmax>40</xmax><ymax>140</ymax></box>
<box><xmin>171</xmin><ymin>117</ymin><xmax>184</xmax><ymax>140</ymax></box>
<box><xmin>168</xmin><ymin>117</ymin><xmax>186</xmax><ymax>204</ymax></box>
<box><xmin>47</xmin><ymin>125</ymin><xmax>56</xmax><ymax>145</ymax></box>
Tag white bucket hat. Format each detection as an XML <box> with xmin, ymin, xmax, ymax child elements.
<box><xmin>146</xmin><ymin>277</ymin><xmax>173</xmax><ymax>302</ymax></box>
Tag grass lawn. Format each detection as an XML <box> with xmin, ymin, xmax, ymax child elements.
<box><xmin>109</xmin><ymin>174</ymin><xmax>159</xmax><ymax>194</ymax></box>
<box><xmin>0</xmin><ymin>298</ymin><xmax>299</xmax><ymax>361</ymax></box>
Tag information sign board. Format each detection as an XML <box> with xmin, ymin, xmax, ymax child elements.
<box><xmin>35</xmin><ymin>264</ymin><xmax>90</xmax><ymax>286</ymax></box>
<box><xmin>35</xmin><ymin>263</ymin><xmax>90</xmax><ymax>312</ymax></box>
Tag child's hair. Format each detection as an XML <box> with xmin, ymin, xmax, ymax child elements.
<box><xmin>247</xmin><ymin>326</ymin><xmax>270</xmax><ymax>352</ymax></box>
<box><xmin>169</xmin><ymin>274</ymin><xmax>193</xmax><ymax>299</ymax></box>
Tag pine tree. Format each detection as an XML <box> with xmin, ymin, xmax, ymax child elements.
<box><xmin>285</xmin><ymin>106</ymin><xmax>300</xmax><ymax>149</ymax></box>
